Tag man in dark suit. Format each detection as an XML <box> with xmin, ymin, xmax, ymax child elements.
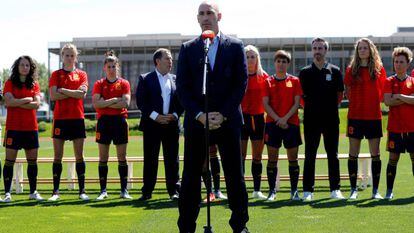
<box><xmin>136</xmin><ymin>48</ymin><xmax>182</xmax><ymax>201</ymax></box>
<box><xmin>176</xmin><ymin>2</ymin><xmax>249</xmax><ymax>233</ymax></box>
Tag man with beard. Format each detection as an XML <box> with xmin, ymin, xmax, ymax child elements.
<box><xmin>299</xmin><ymin>38</ymin><xmax>345</xmax><ymax>201</ymax></box>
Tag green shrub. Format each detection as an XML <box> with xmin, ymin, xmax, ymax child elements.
<box><xmin>84</xmin><ymin>119</ymin><xmax>96</xmax><ymax>132</ymax></box>
<box><xmin>38</xmin><ymin>121</ymin><xmax>48</xmax><ymax>132</ymax></box>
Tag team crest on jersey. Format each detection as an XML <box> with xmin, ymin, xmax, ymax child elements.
<box><xmin>72</xmin><ymin>73</ymin><xmax>79</xmax><ymax>81</ymax></box>
<box><xmin>115</xmin><ymin>83</ymin><xmax>122</xmax><ymax>90</ymax></box>
<box><xmin>286</xmin><ymin>81</ymin><xmax>292</xmax><ymax>88</ymax></box>
<box><xmin>407</xmin><ymin>80</ymin><xmax>412</xmax><ymax>88</ymax></box>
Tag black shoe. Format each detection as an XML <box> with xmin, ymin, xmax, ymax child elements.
<box><xmin>170</xmin><ymin>193</ymin><xmax>179</xmax><ymax>201</ymax></box>
<box><xmin>138</xmin><ymin>193</ymin><xmax>152</xmax><ymax>201</ymax></box>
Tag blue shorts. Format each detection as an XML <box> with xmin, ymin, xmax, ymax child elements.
<box><xmin>347</xmin><ymin>119</ymin><xmax>383</xmax><ymax>139</ymax></box>
<box><xmin>387</xmin><ymin>132</ymin><xmax>414</xmax><ymax>153</ymax></box>
<box><xmin>52</xmin><ymin>119</ymin><xmax>86</xmax><ymax>140</ymax></box>
<box><xmin>241</xmin><ymin>113</ymin><xmax>265</xmax><ymax>141</ymax></box>
<box><xmin>96</xmin><ymin>115</ymin><xmax>128</xmax><ymax>145</ymax></box>
<box><xmin>264</xmin><ymin>123</ymin><xmax>302</xmax><ymax>149</ymax></box>
<box><xmin>4</xmin><ymin>130</ymin><xmax>39</xmax><ymax>150</ymax></box>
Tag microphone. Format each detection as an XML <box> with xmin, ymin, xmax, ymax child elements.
<box><xmin>201</xmin><ymin>30</ymin><xmax>215</xmax><ymax>52</ymax></box>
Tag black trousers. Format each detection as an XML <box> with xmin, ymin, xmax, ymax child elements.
<box><xmin>142</xmin><ymin>123</ymin><xmax>180</xmax><ymax>196</ymax></box>
<box><xmin>303</xmin><ymin>120</ymin><xmax>341</xmax><ymax>192</ymax></box>
<box><xmin>178</xmin><ymin>123</ymin><xmax>249</xmax><ymax>233</ymax></box>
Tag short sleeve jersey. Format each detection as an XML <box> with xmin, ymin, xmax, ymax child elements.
<box><xmin>384</xmin><ymin>75</ymin><xmax>414</xmax><ymax>133</ymax></box>
<box><xmin>49</xmin><ymin>69</ymin><xmax>88</xmax><ymax>120</ymax></box>
<box><xmin>263</xmin><ymin>75</ymin><xmax>303</xmax><ymax>125</ymax></box>
<box><xmin>299</xmin><ymin>62</ymin><xmax>344</xmax><ymax>124</ymax></box>
<box><xmin>92</xmin><ymin>77</ymin><xmax>131</xmax><ymax>119</ymax></box>
<box><xmin>241</xmin><ymin>73</ymin><xmax>268</xmax><ymax>115</ymax></box>
<box><xmin>4</xmin><ymin>80</ymin><xmax>40</xmax><ymax>131</ymax></box>
<box><xmin>344</xmin><ymin>66</ymin><xmax>386</xmax><ymax>120</ymax></box>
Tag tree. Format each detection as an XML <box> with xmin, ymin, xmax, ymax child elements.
<box><xmin>36</xmin><ymin>61</ymin><xmax>49</xmax><ymax>94</ymax></box>
<box><xmin>0</xmin><ymin>68</ymin><xmax>10</xmax><ymax>83</ymax></box>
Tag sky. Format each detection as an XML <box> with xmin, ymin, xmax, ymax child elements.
<box><xmin>1</xmin><ymin>0</ymin><xmax>413</xmax><ymax>70</ymax></box>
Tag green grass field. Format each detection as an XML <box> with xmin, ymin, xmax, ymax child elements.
<box><xmin>1</xmin><ymin>109</ymin><xmax>414</xmax><ymax>232</ymax></box>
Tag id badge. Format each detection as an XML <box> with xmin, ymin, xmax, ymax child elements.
<box><xmin>326</xmin><ymin>74</ymin><xmax>332</xmax><ymax>81</ymax></box>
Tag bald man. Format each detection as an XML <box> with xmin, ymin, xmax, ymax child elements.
<box><xmin>176</xmin><ymin>1</ymin><xmax>249</xmax><ymax>233</ymax></box>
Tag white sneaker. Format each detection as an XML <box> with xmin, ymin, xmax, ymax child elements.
<box><xmin>330</xmin><ymin>190</ymin><xmax>345</xmax><ymax>199</ymax></box>
<box><xmin>372</xmin><ymin>191</ymin><xmax>383</xmax><ymax>200</ymax></box>
<box><xmin>252</xmin><ymin>191</ymin><xmax>267</xmax><ymax>199</ymax></box>
<box><xmin>29</xmin><ymin>191</ymin><xmax>44</xmax><ymax>201</ymax></box>
<box><xmin>96</xmin><ymin>192</ymin><xmax>109</xmax><ymax>201</ymax></box>
<box><xmin>291</xmin><ymin>190</ymin><xmax>301</xmax><ymax>201</ymax></box>
<box><xmin>48</xmin><ymin>194</ymin><xmax>60</xmax><ymax>202</ymax></box>
<box><xmin>349</xmin><ymin>189</ymin><xmax>358</xmax><ymax>200</ymax></box>
<box><xmin>213</xmin><ymin>190</ymin><xmax>227</xmax><ymax>199</ymax></box>
<box><xmin>302</xmin><ymin>191</ymin><xmax>313</xmax><ymax>201</ymax></box>
<box><xmin>266</xmin><ymin>191</ymin><xmax>276</xmax><ymax>201</ymax></box>
<box><xmin>3</xmin><ymin>193</ymin><xmax>12</xmax><ymax>203</ymax></box>
<box><xmin>79</xmin><ymin>193</ymin><xmax>90</xmax><ymax>201</ymax></box>
<box><xmin>120</xmin><ymin>190</ymin><xmax>133</xmax><ymax>199</ymax></box>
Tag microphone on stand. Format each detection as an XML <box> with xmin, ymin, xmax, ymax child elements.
<box><xmin>201</xmin><ymin>29</ymin><xmax>215</xmax><ymax>233</ymax></box>
<box><xmin>201</xmin><ymin>30</ymin><xmax>215</xmax><ymax>95</ymax></box>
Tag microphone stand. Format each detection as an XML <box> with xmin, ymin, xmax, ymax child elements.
<box><xmin>202</xmin><ymin>38</ymin><xmax>213</xmax><ymax>233</ymax></box>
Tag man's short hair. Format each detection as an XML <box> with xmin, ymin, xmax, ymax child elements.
<box><xmin>273</xmin><ymin>50</ymin><xmax>292</xmax><ymax>63</ymax></box>
<box><xmin>311</xmin><ymin>37</ymin><xmax>329</xmax><ymax>50</ymax></box>
<box><xmin>153</xmin><ymin>48</ymin><xmax>171</xmax><ymax>66</ymax></box>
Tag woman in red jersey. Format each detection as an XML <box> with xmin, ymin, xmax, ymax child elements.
<box><xmin>241</xmin><ymin>45</ymin><xmax>268</xmax><ymax>199</ymax></box>
<box><xmin>48</xmin><ymin>43</ymin><xmax>89</xmax><ymax>201</ymax></box>
<box><xmin>263</xmin><ymin>50</ymin><xmax>302</xmax><ymax>201</ymax></box>
<box><xmin>2</xmin><ymin>56</ymin><xmax>43</xmax><ymax>202</ymax></box>
<box><xmin>344</xmin><ymin>38</ymin><xmax>387</xmax><ymax>200</ymax></box>
<box><xmin>383</xmin><ymin>47</ymin><xmax>414</xmax><ymax>199</ymax></box>
<box><xmin>93</xmin><ymin>51</ymin><xmax>132</xmax><ymax>200</ymax></box>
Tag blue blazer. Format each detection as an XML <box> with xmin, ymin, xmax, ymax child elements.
<box><xmin>136</xmin><ymin>70</ymin><xmax>183</xmax><ymax>131</ymax></box>
<box><xmin>176</xmin><ymin>33</ymin><xmax>248</xmax><ymax>129</ymax></box>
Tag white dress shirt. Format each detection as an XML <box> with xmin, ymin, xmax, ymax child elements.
<box><xmin>150</xmin><ymin>69</ymin><xmax>177</xmax><ymax>121</ymax></box>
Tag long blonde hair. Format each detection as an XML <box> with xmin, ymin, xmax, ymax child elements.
<box><xmin>349</xmin><ymin>38</ymin><xmax>382</xmax><ymax>80</ymax></box>
<box><xmin>244</xmin><ymin>45</ymin><xmax>265</xmax><ymax>76</ymax></box>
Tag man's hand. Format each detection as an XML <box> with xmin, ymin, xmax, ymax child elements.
<box><xmin>155</xmin><ymin>115</ymin><xmax>170</xmax><ymax>124</ymax></box>
<box><xmin>197</xmin><ymin>112</ymin><xmax>225</xmax><ymax>130</ymax></box>
<box><xmin>165</xmin><ymin>114</ymin><xmax>177</xmax><ymax>123</ymax></box>
<box><xmin>208</xmin><ymin>112</ymin><xmax>224</xmax><ymax>130</ymax></box>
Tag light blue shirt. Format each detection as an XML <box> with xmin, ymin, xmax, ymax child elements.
<box><xmin>207</xmin><ymin>31</ymin><xmax>220</xmax><ymax>70</ymax></box>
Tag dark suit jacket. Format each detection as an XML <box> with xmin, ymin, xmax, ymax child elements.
<box><xmin>136</xmin><ymin>70</ymin><xmax>183</xmax><ymax>131</ymax></box>
<box><xmin>176</xmin><ymin>33</ymin><xmax>248</xmax><ymax>129</ymax></box>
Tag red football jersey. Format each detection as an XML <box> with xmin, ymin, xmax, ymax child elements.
<box><xmin>49</xmin><ymin>69</ymin><xmax>88</xmax><ymax>120</ymax></box>
<box><xmin>4</xmin><ymin>80</ymin><xmax>40</xmax><ymax>131</ymax></box>
<box><xmin>92</xmin><ymin>78</ymin><xmax>130</xmax><ymax>119</ymax></box>
<box><xmin>384</xmin><ymin>75</ymin><xmax>414</xmax><ymax>133</ymax></box>
<box><xmin>241</xmin><ymin>73</ymin><xmax>268</xmax><ymax>115</ymax></box>
<box><xmin>344</xmin><ymin>66</ymin><xmax>386</xmax><ymax>120</ymax></box>
<box><xmin>263</xmin><ymin>75</ymin><xmax>303</xmax><ymax>125</ymax></box>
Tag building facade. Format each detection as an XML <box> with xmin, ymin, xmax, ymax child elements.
<box><xmin>48</xmin><ymin>28</ymin><xmax>414</xmax><ymax>112</ymax></box>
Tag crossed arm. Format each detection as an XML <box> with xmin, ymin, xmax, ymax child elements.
<box><xmin>50</xmin><ymin>85</ymin><xmax>87</xmax><ymax>101</ymax></box>
<box><xmin>4</xmin><ymin>92</ymin><xmax>40</xmax><ymax>109</ymax></box>
<box><xmin>92</xmin><ymin>93</ymin><xmax>131</xmax><ymax>109</ymax></box>
<box><xmin>384</xmin><ymin>93</ymin><xmax>414</xmax><ymax>106</ymax></box>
